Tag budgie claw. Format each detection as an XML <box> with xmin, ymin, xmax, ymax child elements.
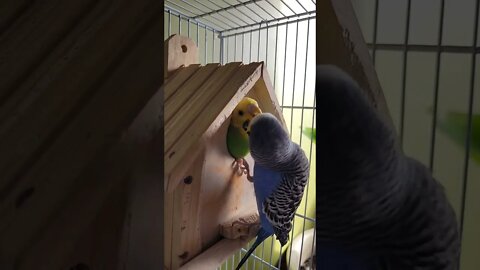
<box><xmin>241</xmin><ymin>158</ymin><xmax>254</xmax><ymax>182</ymax></box>
<box><xmin>232</xmin><ymin>158</ymin><xmax>253</xmax><ymax>181</ymax></box>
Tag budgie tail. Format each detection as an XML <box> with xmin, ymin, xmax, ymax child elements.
<box><xmin>235</xmin><ymin>228</ymin><xmax>272</xmax><ymax>270</ymax></box>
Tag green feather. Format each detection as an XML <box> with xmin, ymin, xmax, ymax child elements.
<box><xmin>302</xmin><ymin>127</ymin><xmax>316</xmax><ymax>144</ymax></box>
<box><xmin>436</xmin><ymin>111</ymin><xmax>480</xmax><ymax>164</ymax></box>
<box><xmin>226</xmin><ymin>124</ymin><xmax>250</xmax><ymax>159</ymax></box>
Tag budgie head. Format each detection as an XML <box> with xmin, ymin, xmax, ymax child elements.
<box><xmin>249</xmin><ymin>113</ymin><xmax>292</xmax><ymax>166</ymax></box>
<box><xmin>231</xmin><ymin>97</ymin><xmax>262</xmax><ymax>136</ymax></box>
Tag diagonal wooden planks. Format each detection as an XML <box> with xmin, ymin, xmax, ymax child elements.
<box><xmin>165</xmin><ymin>63</ymin><xmax>219</xmax><ymax>123</ymax></box>
<box><xmin>0</xmin><ymin>0</ymin><xmax>158</xmax><ymax>199</ymax></box>
<box><xmin>165</xmin><ymin>62</ymin><xmax>263</xmax><ymax>176</ymax></box>
<box><xmin>0</xmin><ymin>0</ymin><xmax>163</xmax><ymax>262</ymax></box>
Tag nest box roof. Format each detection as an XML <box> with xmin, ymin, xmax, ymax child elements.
<box><xmin>164</xmin><ymin>60</ymin><xmax>284</xmax><ymax>178</ymax></box>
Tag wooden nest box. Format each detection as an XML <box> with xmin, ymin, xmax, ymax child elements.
<box><xmin>164</xmin><ymin>34</ymin><xmax>286</xmax><ymax>270</ymax></box>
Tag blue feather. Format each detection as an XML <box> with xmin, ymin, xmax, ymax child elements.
<box><xmin>235</xmin><ymin>164</ymin><xmax>283</xmax><ymax>270</ymax></box>
<box><xmin>235</xmin><ymin>228</ymin><xmax>271</xmax><ymax>270</ymax></box>
<box><xmin>253</xmin><ymin>163</ymin><xmax>283</xmax><ymax>234</ymax></box>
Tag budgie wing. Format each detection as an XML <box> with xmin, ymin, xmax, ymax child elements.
<box><xmin>262</xmin><ymin>145</ymin><xmax>309</xmax><ymax>246</ymax></box>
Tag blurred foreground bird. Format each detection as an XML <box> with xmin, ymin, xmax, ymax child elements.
<box><xmin>316</xmin><ymin>64</ymin><xmax>460</xmax><ymax>269</ymax></box>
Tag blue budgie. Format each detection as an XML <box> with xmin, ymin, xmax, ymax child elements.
<box><xmin>235</xmin><ymin>113</ymin><xmax>309</xmax><ymax>270</ymax></box>
<box><xmin>316</xmin><ymin>65</ymin><xmax>460</xmax><ymax>269</ymax></box>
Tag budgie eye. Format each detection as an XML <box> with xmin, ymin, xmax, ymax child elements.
<box><xmin>238</xmin><ymin>110</ymin><xmax>244</xmax><ymax>116</ymax></box>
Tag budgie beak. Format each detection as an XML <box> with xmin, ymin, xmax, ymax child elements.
<box><xmin>244</xmin><ymin>103</ymin><xmax>261</xmax><ymax>136</ymax></box>
<box><xmin>243</xmin><ymin>119</ymin><xmax>251</xmax><ymax>135</ymax></box>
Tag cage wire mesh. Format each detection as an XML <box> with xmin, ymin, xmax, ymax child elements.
<box><xmin>164</xmin><ymin>0</ymin><xmax>316</xmax><ymax>269</ymax></box>
<box><xmin>351</xmin><ymin>0</ymin><xmax>480</xmax><ymax>269</ymax></box>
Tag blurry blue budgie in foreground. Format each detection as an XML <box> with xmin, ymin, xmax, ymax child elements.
<box><xmin>316</xmin><ymin>65</ymin><xmax>460</xmax><ymax>269</ymax></box>
<box><xmin>235</xmin><ymin>113</ymin><xmax>309</xmax><ymax>270</ymax></box>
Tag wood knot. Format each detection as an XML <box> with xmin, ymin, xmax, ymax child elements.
<box><xmin>183</xmin><ymin>176</ymin><xmax>193</xmax><ymax>185</ymax></box>
<box><xmin>179</xmin><ymin>251</ymin><xmax>189</xmax><ymax>260</ymax></box>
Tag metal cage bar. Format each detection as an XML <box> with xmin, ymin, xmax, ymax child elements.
<box><xmin>399</xmin><ymin>0</ymin><xmax>412</xmax><ymax>146</ymax></box>
<box><xmin>429</xmin><ymin>0</ymin><xmax>446</xmax><ymax>172</ymax></box>
<box><xmin>459</xmin><ymin>0</ymin><xmax>480</xmax><ymax>248</ymax></box>
<box><xmin>167</xmin><ymin>0</ymin><xmax>315</xmax><ymax>34</ymax></box>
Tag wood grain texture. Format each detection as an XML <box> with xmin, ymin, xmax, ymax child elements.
<box><xmin>318</xmin><ymin>0</ymin><xmax>393</xmax><ymax>126</ymax></box>
<box><xmin>117</xmin><ymin>89</ymin><xmax>164</xmax><ymax>270</ymax></box>
<box><xmin>0</xmin><ymin>0</ymin><xmax>98</xmax><ymax>103</ymax></box>
<box><xmin>165</xmin><ymin>62</ymin><xmax>241</xmax><ymax>154</ymax></box>
<box><xmin>165</xmin><ymin>63</ymin><xmax>219</xmax><ymax>123</ymax></box>
<box><xmin>0</xmin><ymin>0</ymin><xmax>158</xmax><ymax>198</ymax></box>
<box><xmin>0</xmin><ymin>0</ymin><xmax>111</xmax><ymax>129</ymax></box>
<box><xmin>164</xmin><ymin>189</ymin><xmax>175</xmax><ymax>270</ymax></box>
<box><xmin>64</xmin><ymin>175</ymin><xmax>129</xmax><ymax>270</ymax></box>
<box><xmin>0</xmin><ymin>0</ymin><xmax>33</xmax><ymax>36</ymax></box>
<box><xmin>169</xmin><ymin>150</ymin><xmax>204</xmax><ymax>268</ymax></box>
<box><xmin>119</xmin><ymin>151</ymin><xmax>164</xmax><ymax>270</ymax></box>
<box><xmin>15</xmin><ymin>145</ymin><xmax>130</xmax><ymax>270</ymax></box>
<box><xmin>201</xmin><ymin>63</ymin><xmax>263</xmax><ymax>140</ymax></box>
<box><xmin>164</xmin><ymin>64</ymin><xmax>202</xmax><ymax>102</ymax></box>
<box><xmin>167</xmin><ymin>141</ymin><xmax>205</xmax><ymax>193</ymax></box>
<box><xmin>0</xmin><ymin>0</ymin><xmax>163</xmax><ymax>263</ymax></box>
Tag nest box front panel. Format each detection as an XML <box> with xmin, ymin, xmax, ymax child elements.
<box><xmin>199</xmin><ymin>117</ymin><xmax>257</xmax><ymax>249</ymax></box>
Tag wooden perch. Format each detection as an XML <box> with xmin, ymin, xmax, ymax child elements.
<box><xmin>220</xmin><ymin>213</ymin><xmax>260</xmax><ymax>240</ymax></box>
<box><xmin>318</xmin><ymin>0</ymin><xmax>394</xmax><ymax>127</ymax></box>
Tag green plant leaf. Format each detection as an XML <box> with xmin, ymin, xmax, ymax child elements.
<box><xmin>302</xmin><ymin>127</ymin><xmax>316</xmax><ymax>144</ymax></box>
<box><xmin>435</xmin><ymin>111</ymin><xmax>480</xmax><ymax>164</ymax></box>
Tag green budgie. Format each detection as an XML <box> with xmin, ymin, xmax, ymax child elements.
<box><xmin>226</xmin><ymin>97</ymin><xmax>262</xmax><ymax>180</ymax></box>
